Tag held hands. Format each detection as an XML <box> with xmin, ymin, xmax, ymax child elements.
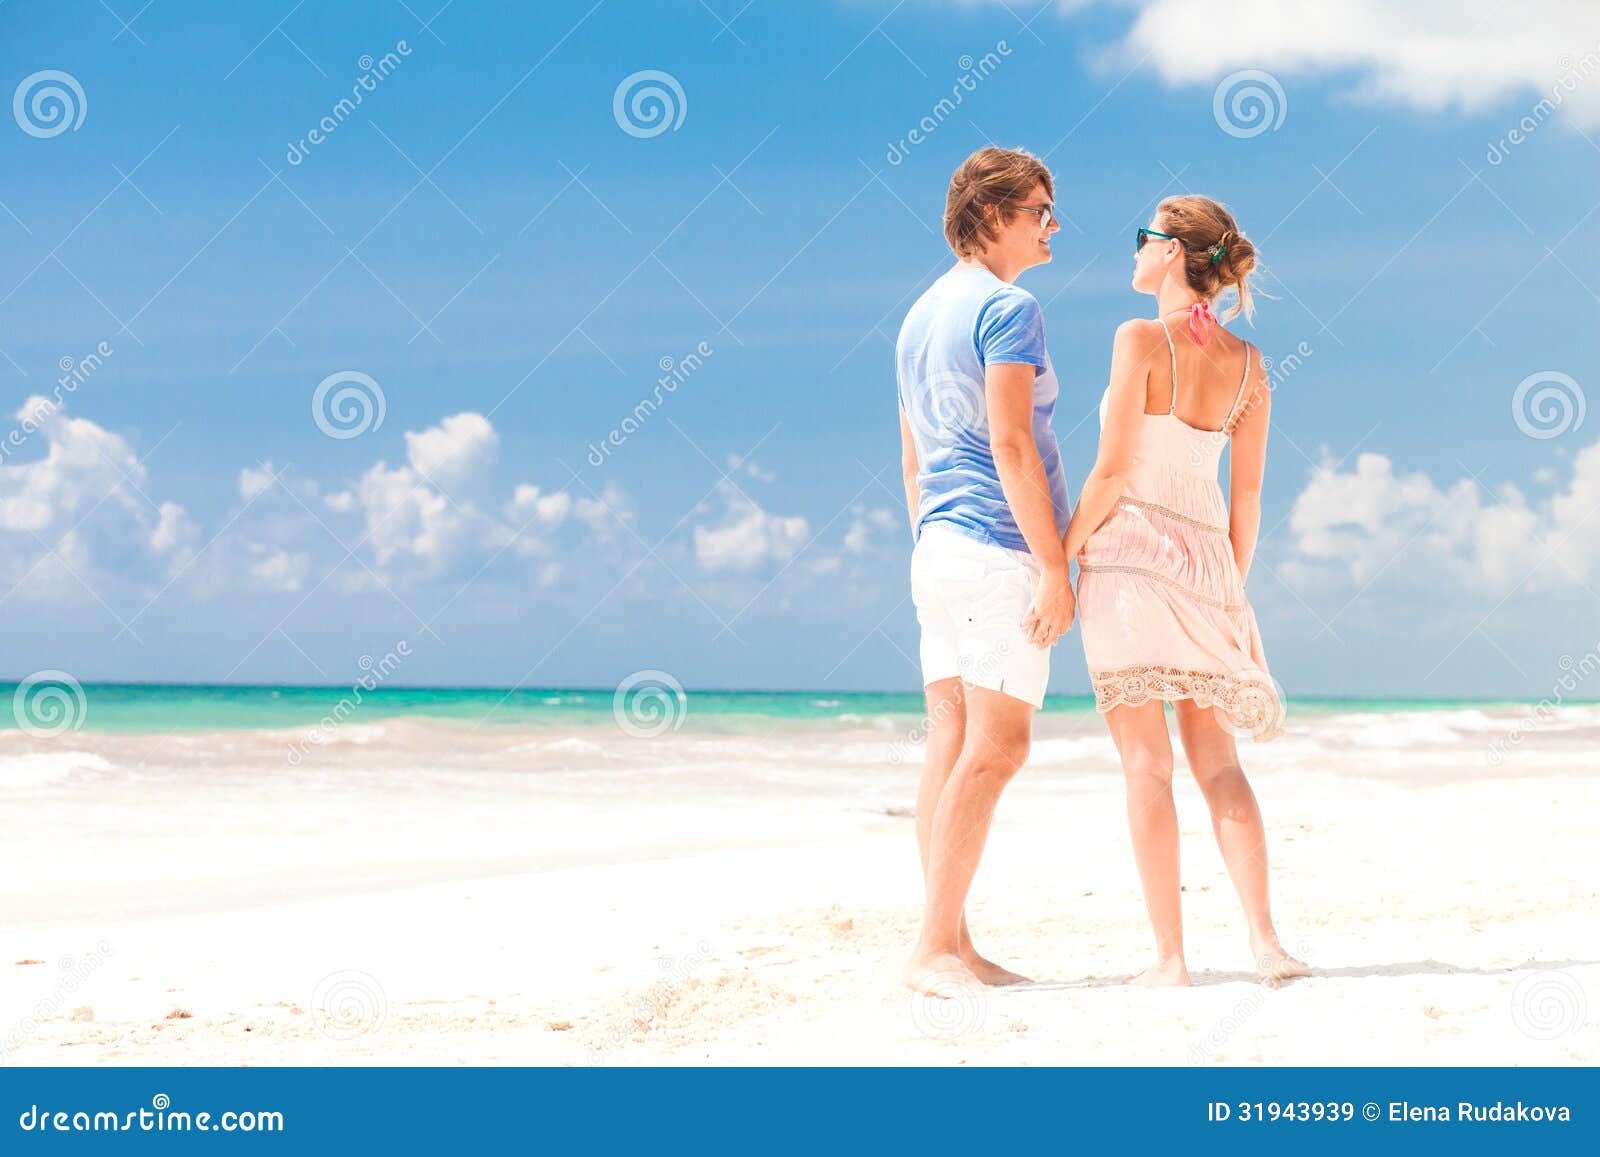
<box><xmin>1023</xmin><ymin>567</ymin><xmax>1075</xmax><ymax>649</ymax></box>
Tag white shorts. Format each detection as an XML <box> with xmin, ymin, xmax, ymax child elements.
<box><xmin>910</xmin><ymin>521</ymin><xmax>1049</xmax><ymax>708</ymax></box>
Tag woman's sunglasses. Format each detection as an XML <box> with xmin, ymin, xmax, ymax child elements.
<box><xmin>1136</xmin><ymin>227</ymin><xmax>1177</xmax><ymax>253</ymax></box>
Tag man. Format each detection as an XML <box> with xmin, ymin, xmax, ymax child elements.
<box><xmin>896</xmin><ymin>147</ymin><xmax>1073</xmax><ymax>994</ymax></box>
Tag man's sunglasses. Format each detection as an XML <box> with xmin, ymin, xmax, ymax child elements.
<box><xmin>1136</xmin><ymin>227</ymin><xmax>1177</xmax><ymax>253</ymax></box>
<box><xmin>1011</xmin><ymin>202</ymin><xmax>1056</xmax><ymax>230</ymax></box>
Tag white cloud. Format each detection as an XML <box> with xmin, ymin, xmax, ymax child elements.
<box><xmin>1093</xmin><ymin>0</ymin><xmax>1600</xmax><ymax>127</ymax></box>
<box><xmin>693</xmin><ymin>484</ymin><xmax>810</xmax><ymax>572</ymax></box>
<box><xmin>322</xmin><ymin>412</ymin><xmax>625</xmax><ymax>577</ymax></box>
<box><xmin>404</xmin><ymin>411</ymin><xmax>498</xmax><ymax>492</ymax></box>
<box><xmin>0</xmin><ymin>398</ymin><xmax>193</xmax><ymax>587</ymax></box>
<box><xmin>238</xmin><ymin>461</ymin><xmax>278</xmax><ymax>501</ymax></box>
<box><xmin>250</xmin><ymin>547</ymin><xmax>310</xmax><ymax>592</ymax></box>
<box><xmin>1286</xmin><ymin>440</ymin><xmax>1600</xmax><ymax>594</ymax></box>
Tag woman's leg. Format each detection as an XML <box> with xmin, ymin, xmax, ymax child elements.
<box><xmin>1172</xmin><ymin>700</ymin><xmax>1309</xmax><ymax>981</ymax></box>
<box><xmin>1105</xmin><ymin>700</ymin><xmax>1188</xmax><ymax>985</ymax></box>
<box><xmin>915</xmin><ymin>678</ymin><xmax>1028</xmax><ymax>985</ymax></box>
<box><xmin>903</xmin><ymin>684</ymin><xmax>1034</xmax><ymax>994</ymax></box>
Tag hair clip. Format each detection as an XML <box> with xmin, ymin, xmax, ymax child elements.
<box><xmin>1207</xmin><ymin>242</ymin><xmax>1227</xmax><ymax>265</ymax></box>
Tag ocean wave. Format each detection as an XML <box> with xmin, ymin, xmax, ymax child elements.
<box><xmin>0</xmin><ymin>751</ymin><xmax>114</xmax><ymax>784</ymax></box>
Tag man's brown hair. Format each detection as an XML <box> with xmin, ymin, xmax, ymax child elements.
<box><xmin>943</xmin><ymin>147</ymin><xmax>1054</xmax><ymax>257</ymax></box>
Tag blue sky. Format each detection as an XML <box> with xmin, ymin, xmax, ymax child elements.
<box><xmin>1</xmin><ymin>0</ymin><xmax>1597</xmax><ymax>698</ymax></box>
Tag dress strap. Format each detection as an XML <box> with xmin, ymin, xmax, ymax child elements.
<box><xmin>1159</xmin><ymin>317</ymin><xmax>1180</xmax><ymax>415</ymax></box>
<box><xmin>1221</xmin><ymin>343</ymin><xmax>1253</xmax><ymax>435</ymax></box>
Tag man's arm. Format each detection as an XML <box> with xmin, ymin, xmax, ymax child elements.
<box><xmin>988</xmin><ymin>361</ymin><xmax>1073</xmax><ymax>646</ymax></box>
<box><xmin>899</xmin><ymin>405</ymin><xmax>920</xmax><ymax>535</ymax></box>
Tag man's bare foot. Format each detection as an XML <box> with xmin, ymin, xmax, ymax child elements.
<box><xmin>1252</xmin><ymin>936</ymin><xmax>1311</xmax><ymax>985</ymax></box>
<box><xmin>902</xmin><ymin>953</ymin><xmax>978</xmax><ymax>996</ymax></box>
<box><xmin>962</xmin><ymin>948</ymin><xmax>1031</xmax><ymax>987</ymax></box>
<box><xmin>1127</xmin><ymin>956</ymin><xmax>1190</xmax><ymax>986</ymax></box>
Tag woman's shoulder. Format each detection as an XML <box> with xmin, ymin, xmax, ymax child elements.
<box><xmin>1112</xmin><ymin>316</ymin><xmax>1166</xmax><ymax>349</ymax></box>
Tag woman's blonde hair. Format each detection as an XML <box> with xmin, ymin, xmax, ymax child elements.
<box><xmin>1154</xmin><ymin>195</ymin><xmax>1258</xmax><ymax>323</ymax></box>
<box><xmin>943</xmin><ymin>147</ymin><xmax>1054</xmax><ymax>257</ymax></box>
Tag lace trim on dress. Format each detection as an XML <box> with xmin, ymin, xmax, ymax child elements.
<box><xmin>1077</xmin><ymin>563</ymin><xmax>1246</xmax><ymax>613</ymax></box>
<box><xmin>1090</xmin><ymin>663</ymin><xmax>1285</xmax><ymax>740</ymax></box>
<box><xmin>1115</xmin><ymin>496</ymin><xmax>1228</xmax><ymax>534</ymax></box>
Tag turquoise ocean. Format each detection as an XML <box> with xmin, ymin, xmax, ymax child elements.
<box><xmin>0</xmin><ymin>681</ymin><xmax>1543</xmax><ymax>734</ymax></box>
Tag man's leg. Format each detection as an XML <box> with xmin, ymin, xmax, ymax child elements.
<box><xmin>914</xmin><ymin>678</ymin><xmax>1030</xmax><ymax>986</ymax></box>
<box><xmin>903</xmin><ymin>683</ymin><xmax>1034</xmax><ymax>993</ymax></box>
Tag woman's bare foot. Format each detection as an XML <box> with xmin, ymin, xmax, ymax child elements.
<box><xmin>962</xmin><ymin>948</ymin><xmax>1031</xmax><ymax>986</ymax></box>
<box><xmin>1127</xmin><ymin>955</ymin><xmax>1191</xmax><ymax>986</ymax></box>
<box><xmin>1251</xmin><ymin>936</ymin><xmax>1311</xmax><ymax>985</ymax></box>
<box><xmin>902</xmin><ymin>952</ymin><xmax>977</xmax><ymax>996</ymax></box>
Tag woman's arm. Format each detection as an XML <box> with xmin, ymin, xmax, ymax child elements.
<box><xmin>987</xmin><ymin>362</ymin><xmax>1073</xmax><ymax>645</ymax></box>
<box><xmin>898</xmin><ymin>405</ymin><xmax>920</xmax><ymax>534</ymax></box>
<box><xmin>1226</xmin><ymin>352</ymin><xmax>1272</xmax><ymax>580</ymax></box>
<box><xmin>1061</xmin><ymin>320</ymin><xmax>1161</xmax><ymax>560</ymax></box>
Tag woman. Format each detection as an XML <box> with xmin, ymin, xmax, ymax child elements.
<box><xmin>896</xmin><ymin>147</ymin><xmax>1073</xmax><ymax>995</ymax></box>
<box><xmin>1062</xmin><ymin>195</ymin><xmax>1308</xmax><ymax>986</ymax></box>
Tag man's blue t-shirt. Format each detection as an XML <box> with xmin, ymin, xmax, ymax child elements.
<box><xmin>895</xmin><ymin>266</ymin><xmax>1069</xmax><ymax>552</ymax></box>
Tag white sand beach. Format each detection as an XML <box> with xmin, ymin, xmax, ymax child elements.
<box><xmin>2</xmin><ymin>705</ymin><xmax>1596</xmax><ymax>1066</ymax></box>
